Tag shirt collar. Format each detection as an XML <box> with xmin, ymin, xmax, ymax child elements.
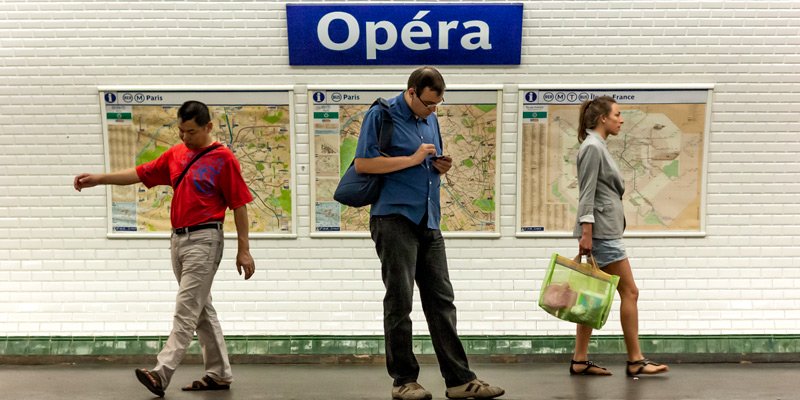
<box><xmin>394</xmin><ymin>91</ymin><xmax>429</xmax><ymax>124</ymax></box>
<box><xmin>586</xmin><ymin>129</ymin><xmax>606</xmax><ymax>144</ymax></box>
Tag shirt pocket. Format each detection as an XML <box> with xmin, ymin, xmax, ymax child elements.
<box><xmin>593</xmin><ymin>203</ymin><xmax>615</xmax><ymax>232</ymax></box>
<box><xmin>594</xmin><ymin>203</ymin><xmax>613</xmax><ymax>213</ymax></box>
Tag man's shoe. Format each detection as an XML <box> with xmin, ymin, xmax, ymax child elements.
<box><xmin>446</xmin><ymin>379</ymin><xmax>505</xmax><ymax>399</ymax></box>
<box><xmin>392</xmin><ymin>382</ymin><xmax>433</xmax><ymax>400</ymax></box>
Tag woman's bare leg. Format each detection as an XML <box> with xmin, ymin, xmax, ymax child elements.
<box><xmin>571</xmin><ymin>323</ymin><xmax>612</xmax><ymax>374</ymax></box>
<box><xmin>573</xmin><ymin>323</ymin><xmax>593</xmax><ymax>361</ymax></box>
<box><xmin>604</xmin><ymin>258</ymin><xmax>668</xmax><ymax>374</ymax></box>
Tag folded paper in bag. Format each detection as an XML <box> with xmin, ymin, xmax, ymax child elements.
<box><xmin>541</xmin><ymin>283</ymin><xmax>577</xmax><ymax>310</ymax></box>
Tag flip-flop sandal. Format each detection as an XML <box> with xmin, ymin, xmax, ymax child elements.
<box><xmin>626</xmin><ymin>358</ymin><xmax>668</xmax><ymax>377</ymax></box>
<box><xmin>135</xmin><ymin>368</ymin><xmax>165</xmax><ymax>397</ymax></box>
<box><xmin>182</xmin><ymin>375</ymin><xmax>231</xmax><ymax>391</ymax></box>
<box><xmin>569</xmin><ymin>359</ymin><xmax>612</xmax><ymax>376</ymax></box>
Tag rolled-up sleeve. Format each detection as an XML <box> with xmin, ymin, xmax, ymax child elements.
<box><xmin>577</xmin><ymin>144</ymin><xmax>601</xmax><ymax>224</ymax></box>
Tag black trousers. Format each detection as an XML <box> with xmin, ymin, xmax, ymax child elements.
<box><xmin>370</xmin><ymin>214</ymin><xmax>476</xmax><ymax>388</ymax></box>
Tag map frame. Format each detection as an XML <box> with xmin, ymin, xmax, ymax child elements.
<box><xmin>515</xmin><ymin>85</ymin><xmax>713</xmax><ymax>238</ymax></box>
<box><xmin>98</xmin><ymin>86</ymin><xmax>297</xmax><ymax>239</ymax></box>
<box><xmin>308</xmin><ymin>85</ymin><xmax>503</xmax><ymax>238</ymax></box>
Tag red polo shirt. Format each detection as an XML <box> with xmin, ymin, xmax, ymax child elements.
<box><xmin>135</xmin><ymin>142</ymin><xmax>253</xmax><ymax>229</ymax></box>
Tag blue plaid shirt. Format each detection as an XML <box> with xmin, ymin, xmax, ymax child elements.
<box><xmin>354</xmin><ymin>92</ymin><xmax>442</xmax><ymax>229</ymax></box>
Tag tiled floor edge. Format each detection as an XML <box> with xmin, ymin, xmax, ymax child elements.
<box><xmin>1</xmin><ymin>334</ymin><xmax>798</xmax><ymax>357</ymax></box>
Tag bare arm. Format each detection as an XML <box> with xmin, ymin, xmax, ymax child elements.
<box><xmin>73</xmin><ymin>168</ymin><xmax>140</xmax><ymax>191</ymax></box>
<box><xmin>233</xmin><ymin>205</ymin><xmax>255</xmax><ymax>280</ymax></box>
<box><xmin>354</xmin><ymin>143</ymin><xmax>436</xmax><ymax>174</ymax></box>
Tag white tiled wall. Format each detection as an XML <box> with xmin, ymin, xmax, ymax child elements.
<box><xmin>1</xmin><ymin>0</ymin><xmax>799</xmax><ymax>336</ymax></box>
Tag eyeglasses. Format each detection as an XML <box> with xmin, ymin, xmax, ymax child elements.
<box><xmin>415</xmin><ymin>92</ymin><xmax>444</xmax><ymax>110</ymax></box>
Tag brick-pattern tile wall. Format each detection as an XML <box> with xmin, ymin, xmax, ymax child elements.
<box><xmin>0</xmin><ymin>0</ymin><xmax>798</xmax><ymax>336</ymax></box>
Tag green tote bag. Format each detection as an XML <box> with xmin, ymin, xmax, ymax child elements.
<box><xmin>538</xmin><ymin>254</ymin><xmax>620</xmax><ymax>329</ymax></box>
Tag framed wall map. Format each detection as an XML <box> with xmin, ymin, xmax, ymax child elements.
<box><xmin>310</xmin><ymin>87</ymin><xmax>501</xmax><ymax>237</ymax></box>
<box><xmin>99</xmin><ymin>88</ymin><xmax>295</xmax><ymax>238</ymax></box>
<box><xmin>517</xmin><ymin>86</ymin><xmax>712</xmax><ymax>237</ymax></box>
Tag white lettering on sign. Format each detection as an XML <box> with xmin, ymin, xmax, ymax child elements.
<box><xmin>317</xmin><ymin>12</ymin><xmax>359</xmax><ymax>50</ymax></box>
<box><xmin>317</xmin><ymin>10</ymin><xmax>492</xmax><ymax>60</ymax></box>
<box><xmin>366</xmin><ymin>20</ymin><xmax>397</xmax><ymax>60</ymax></box>
<box><xmin>402</xmin><ymin>11</ymin><xmax>432</xmax><ymax>51</ymax></box>
<box><xmin>438</xmin><ymin>21</ymin><xmax>458</xmax><ymax>49</ymax></box>
<box><xmin>460</xmin><ymin>20</ymin><xmax>492</xmax><ymax>50</ymax></box>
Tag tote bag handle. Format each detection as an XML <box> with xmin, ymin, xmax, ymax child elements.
<box><xmin>565</xmin><ymin>254</ymin><xmax>617</xmax><ymax>282</ymax></box>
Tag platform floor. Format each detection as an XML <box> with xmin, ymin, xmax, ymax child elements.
<box><xmin>0</xmin><ymin>362</ymin><xmax>795</xmax><ymax>400</ymax></box>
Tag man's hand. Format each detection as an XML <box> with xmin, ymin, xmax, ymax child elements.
<box><xmin>432</xmin><ymin>156</ymin><xmax>452</xmax><ymax>174</ymax></box>
<box><xmin>73</xmin><ymin>169</ymin><xmax>140</xmax><ymax>191</ymax></box>
<box><xmin>73</xmin><ymin>173</ymin><xmax>100</xmax><ymax>191</ymax></box>
<box><xmin>236</xmin><ymin>250</ymin><xmax>255</xmax><ymax>280</ymax></box>
<box><xmin>412</xmin><ymin>143</ymin><xmax>437</xmax><ymax>165</ymax></box>
<box><xmin>232</xmin><ymin>205</ymin><xmax>254</xmax><ymax>280</ymax></box>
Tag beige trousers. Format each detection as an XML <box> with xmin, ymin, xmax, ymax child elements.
<box><xmin>152</xmin><ymin>226</ymin><xmax>232</xmax><ymax>388</ymax></box>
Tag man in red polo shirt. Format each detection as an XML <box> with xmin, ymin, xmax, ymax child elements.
<box><xmin>74</xmin><ymin>100</ymin><xmax>255</xmax><ymax>397</ymax></box>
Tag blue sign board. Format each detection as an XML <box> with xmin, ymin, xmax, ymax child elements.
<box><xmin>286</xmin><ymin>3</ymin><xmax>522</xmax><ymax>66</ymax></box>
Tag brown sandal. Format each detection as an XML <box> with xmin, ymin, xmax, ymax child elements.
<box><xmin>569</xmin><ymin>360</ymin><xmax>612</xmax><ymax>376</ymax></box>
<box><xmin>135</xmin><ymin>368</ymin><xmax>165</xmax><ymax>397</ymax></box>
<box><xmin>182</xmin><ymin>375</ymin><xmax>231</xmax><ymax>391</ymax></box>
<box><xmin>626</xmin><ymin>358</ymin><xmax>669</xmax><ymax>377</ymax></box>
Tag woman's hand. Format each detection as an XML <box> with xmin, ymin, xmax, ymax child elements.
<box><xmin>578</xmin><ymin>223</ymin><xmax>593</xmax><ymax>255</ymax></box>
<box><xmin>578</xmin><ymin>236</ymin><xmax>592</xmax><ymax>255</ymax></box>
<box><xmin>579</xmin><ymin>234</ymin><xmax>592</xmax><ymax>256</ymax></box>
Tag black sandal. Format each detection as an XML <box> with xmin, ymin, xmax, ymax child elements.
<box><xmin>626</xmin><ymin>358</ymin><xmax>668</xmax><ymax>377</ymax></box>
<box><xmin>569</xmin><ymin>359</ymin><xmax>612</xmax><ymax>376</ymax></box>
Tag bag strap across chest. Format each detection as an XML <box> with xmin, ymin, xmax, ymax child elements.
<box><xmin>174</xmin><ymin>143</ymin><xmax>222</xmax><ymax>189</ymax></box>
<box><xmin>373</xmin><ymin>98</ymin><xmax>393</xmax><ymax>156</ymax></box>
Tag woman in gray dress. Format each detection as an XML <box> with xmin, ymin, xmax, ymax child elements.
<box><xmin>570</xmin><ymin>96</ymin><xmax>669</xmax><ymax>377</ymax></box>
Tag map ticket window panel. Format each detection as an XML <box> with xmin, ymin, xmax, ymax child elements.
<box><xmin>310</xmin><ymin>89</ymin><xmax>501</xmax><ymax>236</ymax></box>
<box><xmin>517</xmin><ymin>88</ymin><xmax>711</xmax><ymax>236</ymax></box>
<box><xmin>100</xmin><ymin>89</ymin><xmax>295</xmax><ymax>238</ymax></box>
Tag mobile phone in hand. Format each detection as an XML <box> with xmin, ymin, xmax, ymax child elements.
<box><xmin>432</xmin><ymin>155</ymin><xmax>448</xmax><ymax>161</ymax></box>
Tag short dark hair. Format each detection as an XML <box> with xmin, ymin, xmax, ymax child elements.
<box><xmin>407</xmin><ymin>66</ymin><xmax>446</xmax><ymax>97</ymax></box>
<box><xmin>177</xmin><ymin>100</ymin><xmax>211</xmax><ymax>126</ymax></box>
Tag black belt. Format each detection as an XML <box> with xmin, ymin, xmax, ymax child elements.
<box><xmin>173</xmin><ymin>222</ymin><xmax>222</xmax><ymax>235</ymax></box>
